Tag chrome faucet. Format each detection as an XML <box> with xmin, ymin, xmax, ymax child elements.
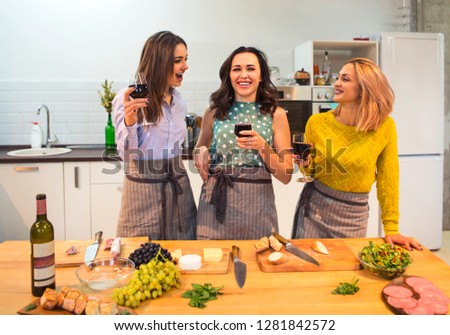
<box><xmin>37</xmin><ymin>104</ymin><xmax>58</xmax><ymax>149</ymax></box>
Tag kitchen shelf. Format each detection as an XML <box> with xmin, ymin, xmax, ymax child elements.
<box><xmin>294</xmin><ymin>40</ymin><xmax>379</xmax><ymax>78</ymax></box>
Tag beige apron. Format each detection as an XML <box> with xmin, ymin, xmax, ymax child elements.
<box><xmin>197</xmin><ymin>166</ymin><xmax>278</xmax><ymax>240</ymax></box>
<box><xmin>116</xmin><ymin>156</ymin><xmax>197</xmax><ymax>239</ymax></box>
<box><xmin>291</xmin><ymin>179</ymin><xmax>369</xmax><ymax>239</ymax></box>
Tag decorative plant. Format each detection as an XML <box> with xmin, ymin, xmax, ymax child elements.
<box><xmin>98</xmin><ymin>79</ymin><xmax>117</xmax><ymax>114</ymax></box>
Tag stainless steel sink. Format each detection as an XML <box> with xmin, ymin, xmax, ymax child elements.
<box><xmin>66</xmin><ymin>144</ymin><xmax>105</xmax><ymax>149</ymax></box>
<box><xmin>7</xmin><ymin>147</ymin><xmax>72</xmax><ymax>157</ymax></box>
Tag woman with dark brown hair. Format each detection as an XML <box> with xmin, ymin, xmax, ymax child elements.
<box><xmin>194</xmin><ymin>46</ymin><xmax>293</xmax><ymax>239</ymax></box>
<box><xmin>291</xmin><ymin>57</ymin><xmax>421</xmax><ymax>251</ymax></box>
<box><xmin>112</xmin><ymin>31</ymin><xmax>197</xmax><ymax>239</ymax></box>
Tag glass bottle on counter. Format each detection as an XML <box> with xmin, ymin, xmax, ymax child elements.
<box><xmin>30</xmin><ymin>193</ymin><xmax>55</xmax><ymax>297</ymax></box>
<box><xmin>105</xmin><ymin>112</ymin><xmax>116</xmax><ymax>149</ymax></box>
<box><xmin>313</xmin><ymin>63</ymin><xmax>320</xmax><ymax>85</ymax></box>
<box><xmin>322</xmin><ymin>51</ymin><xmax>332</xmax><ymax>85</ymax></box>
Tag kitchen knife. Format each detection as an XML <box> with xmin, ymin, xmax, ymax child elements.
<box><xmin>84</xmin><ymin>231</ymin><xmax>103</xmax><ymax>264</ymax></box>
<box><xmin>232</xmin><ymin>245</ymin><xmax>247</xmax><ymax>288</ymax></box>
<box><xmin>273</xmin><ymin>232</ymin><xmax>320</xmax><ymax>266</ymax></box>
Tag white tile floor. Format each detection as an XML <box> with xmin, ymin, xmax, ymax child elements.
<box><xmin>431</xmin><ymin>230</ymin><xmax>450</xmax><ymax>265</ymax></box>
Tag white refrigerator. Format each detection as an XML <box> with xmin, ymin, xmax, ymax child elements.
<box><xmin>379</xmin><ymin>32</ymin><xmax>444</xmax><ymax>250</ymax></box>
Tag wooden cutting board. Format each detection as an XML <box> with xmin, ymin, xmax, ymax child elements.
<box><xmin>56</xmin><ymin>238</ymin><xmax>150</xmax><ymax>267</ymax></box>
<box><xmin>256</xmin><ymin>239</ymin><xmax>361</xmax><ymax>272</ymax></box>
<box><xmin>17</xmin><ymin>299</ymin><xmax>135</xmax><ymax>315</ymax></box>
<box><xmin>56</xmin><ymin>240</ymin><xmax>231</xmax><ymax>275</ymax></box>
<box><xmin>55</xmin><ymin>240</ymin><xmax>123</xmax><ymax>267</ymax></box>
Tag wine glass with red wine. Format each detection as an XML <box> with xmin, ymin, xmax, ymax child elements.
<box><xmin>234</xmin><ymin>122</ymin><xmax>252</xmax><ymax>165</ymax></box>
<box><xmin>129</xmin><ymin>73</ymin><xmax>151</xmax><ymax>126</ymax></box>
<box><xmin>234</xmin><ymin>122</ymin><xmax>252</xmax><ymax>137</ymax></box>
<box><xmin>292</xmin><ymin>132</ymin><xmax>313</xmax><ymax>182</ymax></box>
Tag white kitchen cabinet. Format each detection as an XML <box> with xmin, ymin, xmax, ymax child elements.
<box><xmin>64</xmin><ymin>162</ymin><xmax>91</xmax><ymax>240</ymax></box>
<box><xmin>0</xmin><ymin>162</ymin><xmax>65</xmax><ymax>242</ymax></box>
<box><xmin>273</xmin><ymin>170</ymin><xmax>304</xmax><ymax>237</ymax></box>
<box><xmin>294</xmin><ymin>40</ymin><xmax>379</xmax><ymax>82</ymax></box>
<box><xmin>183</xmin><ymin>159</ymin><xmax>203</xmax><ymax>206</ymax></box>
<box><xmin>396</xmin><ymin>156</ymin><xmax>443</xmax><ymax>250</ymax></box>
<box><xmin>90</xmin><ymin>160</ymin><xmax>124</xmax><ymax>239</ymax></box>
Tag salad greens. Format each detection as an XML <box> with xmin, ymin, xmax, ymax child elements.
<box><xmin>182</xmin><ymin>283</ymin><xmax>224</xmax><ymax>308</ymax></box>
<box><xmin>360</xmin><ymin>241</ymin><xmax>412</xmax><ymax>269</ymax></box>
<box><xmin>332</xmin><ymin>278</ymin><xmax>360</xmax><ymax>295</ymax></box>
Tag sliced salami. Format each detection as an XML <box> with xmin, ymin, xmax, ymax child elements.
<box><xmin>403</xmin><ymin>303</ymin><xmax>434</xmax><ymax>315</ymax></box>
<box><xmin>433</xmin><ymin>303</ymin><xmax>449</xmax><ymax>315</ymax></box>
<box><xmin>419</xmin><ymin>291</ymin><xmax>450</xmax><ymax>306</ymax></box>
<box><xmin>387</xmin><ymin>296</ymin><xmax>418</xmax><ymax>309</ymax></box>
<box><xmin>383</xmin><ymin>286</ymin><xmax>413</xmax><ymax>299</ymax></box>
<box><xmin>405</xmin><ymin>276</ymin><xmax>433</xmax><ymax>288</ymax></box>
<box><xmin>383</xmin><ymin>276</ymin><xmax>449</xmax><ymax>315</ymax></box>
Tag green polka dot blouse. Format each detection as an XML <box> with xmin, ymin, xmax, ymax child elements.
<box><xmin>210</xmin><ymin>102</ymin><xmax>273</xmax><ymax>167</ymax></box>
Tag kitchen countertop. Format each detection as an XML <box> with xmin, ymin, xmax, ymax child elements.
<box><xmin>0</xmin><ymin>145</ymin><xmax>194</xmax><ymax>163</ymax></box>
<box><xmin>0</xmin><ymin>237</ymin><xmax>449</xmax><ymax>315</ymax></box>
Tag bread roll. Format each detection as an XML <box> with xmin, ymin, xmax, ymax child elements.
<box><xmin>85</xmin><ymin>296</ymin><xmax>102</xmax><ymax>315</ymax></box>
<box><xmin>100</xmin><ymin>300</ymin><xmax>118</xmax><ymax>315</ymax></box>
<box><xmin>56</xmin><ymin>286</ymin><xmax>70</xmax><ymax>307</ymax></box>
<box><xmin>311</xmin><ymin>241</ymin><xmax>329</xmax><ymax>255</ymax></box>
<box><xmin>74</xmin><ymin>294</ymin><xmax>88</xmax><ymax>315</ymax></box>
<box><xmin>61</xmin><ymin>289</ymin><xmax>81</xmax><ymax>312</ymax></box>
<box><xmin>268</xmin><ymin>252</ymin><xmax>288</xmax><ymax>265</ymax></box>
<box><xmin>85</xmin><ymin>300</ymin><xmax>100</xmax><ymax>315</ymax></box>
<box><xmin>269</xmin><ymin>235</ymin><xmax>284</xmax><ymax>252</ymax></box>
<box><xmin>254</xmin><ymin>236</ymin><xmax>270</xmax><ymax>253</ymax></box>
<box><xmin>40</xmin><ymin>288</ymin><xmax>57</xmax><ymax>310</ymax></box>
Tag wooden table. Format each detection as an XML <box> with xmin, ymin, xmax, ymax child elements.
<box><xmin>1</xmin><ymin>237</ymin><xmax>449</xmax><ymax>315</ymax></box>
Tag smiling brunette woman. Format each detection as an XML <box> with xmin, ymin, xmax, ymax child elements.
<box><xmin>194</xmin><ymin>46</ymin><xmax>293</xmax><ymax>240</ymax></box>
<box><xmin>112</xmin><ymin>31</ymin><xmax>197</xmax><ymax>239</ymax></box>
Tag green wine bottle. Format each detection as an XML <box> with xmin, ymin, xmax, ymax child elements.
<box><xmin>105</xmin><ymin>112</ymin><xmax>116</xmax><ymax>149</ymax></box>
<box><xmin>30</xmin><ymin>193</ymin><xmax>55</xmax><ymax>297</ymax></box>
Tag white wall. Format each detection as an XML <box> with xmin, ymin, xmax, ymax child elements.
<box><xmin>0</xmin><ymin>0</ymin><xmax>405</xmax><ymax>145</ymax></box>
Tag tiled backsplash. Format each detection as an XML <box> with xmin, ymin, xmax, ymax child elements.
<box><xmin>0</xmin><ymin>80</ymin><xmax>217</xmax><ymax>146</ymax></box>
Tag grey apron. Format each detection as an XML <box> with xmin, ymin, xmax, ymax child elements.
<box><xmin>197</xmin><ymin>166</ymin><xmax>278</xmax><ymax>240</ymax></box>
<box><xmin>291</xmin><ymin>179</ymin><xmax>369</xmax><ymax>238</ymax></box>
<box><xmin>116</xmin><ymin>156</ymin><xmax>197</xmax><ymax>239</ymax></box>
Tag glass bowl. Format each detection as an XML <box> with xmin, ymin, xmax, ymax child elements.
<box><xmin>357</xmin><ymin>251</ymin><xmax>412</xmax><ymax>280</ymax></box>
<box><xmin>76</xmin><ymin>257</ymin><xmax>135</xmax><ymax>291</ymax></box>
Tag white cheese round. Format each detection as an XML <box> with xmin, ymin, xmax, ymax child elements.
<box><xmin>178</xmin><ymin>254</ymin><xmax>202</xmax><ymax>271</ymax></box>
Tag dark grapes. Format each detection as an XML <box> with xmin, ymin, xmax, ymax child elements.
<box><xmin>128</xmin><ymin>242</ymin><xmax>173</xmax><ymax>269</ymax></box>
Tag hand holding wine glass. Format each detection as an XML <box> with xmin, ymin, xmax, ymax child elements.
<box><xmin>234</xmin><ymin>122</ymin><xmax>252</xmax><ymax>165</ymax></box>
<box><xmin>292</xmin><ymin>132</ymin><xmax>314</xmax><ymax>183</ymax></box>
<box><xmin>129</xmin><ymin>73</ymin><xmax>151</xmax><ymax>126</ymax></box>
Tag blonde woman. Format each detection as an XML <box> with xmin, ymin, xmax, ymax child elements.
<box><xmin>291</xmin><ymin>58</ymin><xmax>422</xmax><ymax>251</ymax></box>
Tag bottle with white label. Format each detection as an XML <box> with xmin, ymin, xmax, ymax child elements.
<box><xmin>30</xmin><ymin>193</ymin><xmax>55</xmax><ymax>297</ymax></box>
<box><xmin>30</xmin><ymin>122</ymin><xmax>42</xmax><ymax>148</ymax></box>
<box><xmin>322</xmin><ymin>51</ymin><xmax>332</xmax><ymax>85</ymax></box>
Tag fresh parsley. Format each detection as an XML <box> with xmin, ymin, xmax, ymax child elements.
<box><xmin>182</xmin><ymin>283</ymin><xmax>224</xmax><ymax>308</ymax></box>
<box><xmin>332</xmin><ymin>278</ymin><xmax>360</xmax><ymax>295</ymax></box>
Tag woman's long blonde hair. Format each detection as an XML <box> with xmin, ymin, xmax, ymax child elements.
<box><xmin>335</xmin><ymin>57</ymin><xmax>395</xmax><ymax>132</ymax></box>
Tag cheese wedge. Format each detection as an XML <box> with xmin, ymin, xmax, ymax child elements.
<box><xmin>171</xmin><ymin>249</ymin><xmax>183</xmax><ymax>262</ymax></box>
<box><xmin>203</xmin><ymin>248</ymin><xmax>223</xmax><ymax>262</ymax></box>
<box><xmin>311</xmin><ymin>241</ymin><xmax>329</xmax><ymax>255</ymax></box>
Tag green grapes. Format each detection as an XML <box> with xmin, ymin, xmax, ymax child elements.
<box><xmin>111</xmin><ymin>257</ymin><xmax>181</xmax><ymax>308</ymax></box>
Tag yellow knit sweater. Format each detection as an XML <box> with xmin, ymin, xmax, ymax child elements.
<box><xmin>305</xmin><ymin>111</ymin><xmax>399</xmax><ymax>235</ymax></box>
